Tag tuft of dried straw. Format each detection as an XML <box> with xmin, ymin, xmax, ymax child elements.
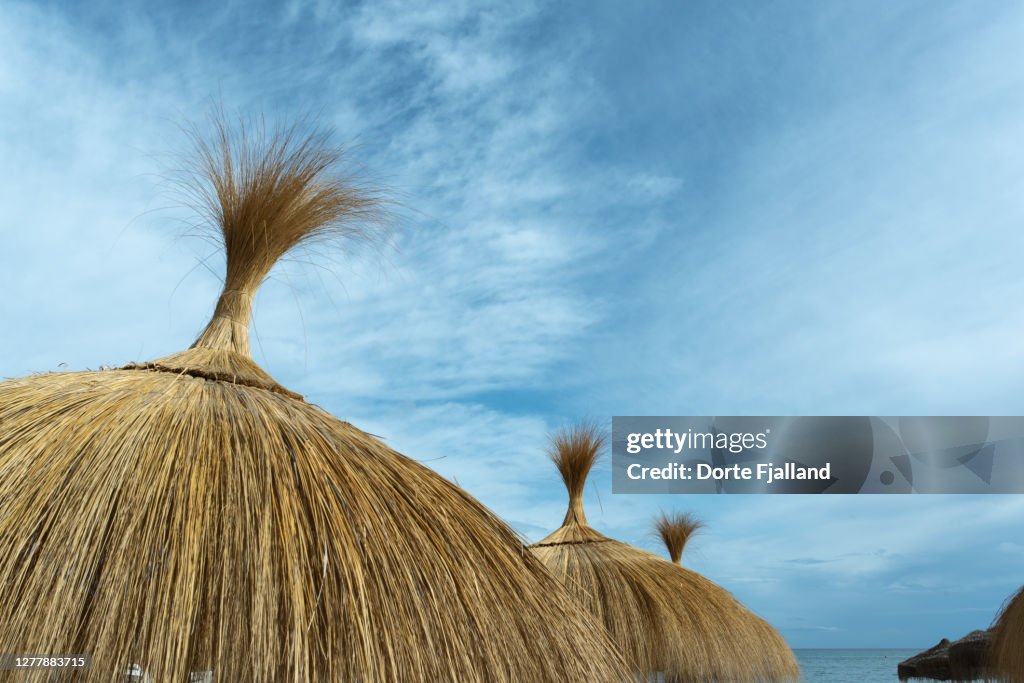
<box><xmin>654</xmin><ymin>511</ymin><xmax>705</xmax><ymax>565</ymax></box>
<box><xmin>991</xmin><ymin>586</ymin><xmax>1024</xmax><ymax>681</ymax></box>
<box><xmin>530</xmin><ymin>424</ymin><xmax>800</xmax><ymax>683</ymax></box>
<box><xmin>177</xmin><ymin>113</ymin><xmax>388</xmax><ymax>357</ymax></box>
<box><xmin>0</xmin><ymin>115</ymin><xmax>633</xmax><ymax>682</ymax></box>
<box><xmin>548</xmin><ymin>421</ymin><xmax>606</xmax><ymax>527</ymax></box>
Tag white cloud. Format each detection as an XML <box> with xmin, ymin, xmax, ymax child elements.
<box><xmin>3</xmin><ymin>0</ymin><xmax>1024</xmax><ymax>650</ymax></box>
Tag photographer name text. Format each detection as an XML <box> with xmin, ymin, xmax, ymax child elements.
<box><xmin>625</xmin><ymin>462</ymin><xmax>832</xmax><ymax>485</ymax></box>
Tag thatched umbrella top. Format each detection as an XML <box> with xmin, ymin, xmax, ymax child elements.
<box><xmin>991</xmin><ymin>586</ymin><xmax>1024</xmax><ymax>682</ymax></box>
<box><xmin>529</xmin><ymin>423</ymin><xmax>800</xmax><ymax>683</ymax></box>
<box><xmin>654</xmin><ymin>511</ymin><xmax>705</xmax><ymax>565</ymax></box>
<box><xmin>897</xmin><ymin>628</ymin><xmax>994</xmax><ymax>681</ymax></box>
<box><xmin>0</xmin><ymin>118</ymin><xmax>631</xmax><ymax>682</ymax></box>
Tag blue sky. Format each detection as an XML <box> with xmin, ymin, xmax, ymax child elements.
<box><xmin>2</xmin><ymin>0</ymin><xmax>1023</xmax><ymax>649</ymax></box>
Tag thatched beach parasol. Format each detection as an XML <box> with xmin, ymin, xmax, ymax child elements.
<box><xmin>897</xmin><ymin>628</ymin><xmax>993</xmax><ymax>681</ymax></box>
<box><xmin>0</xmin><ymin>117</ymin><xmax>633</xmax><ymax>681</ymax></box>
<box><xmin>991</xmin><ymin>586</ymin><xmax>1024</xmax><ymax>682</ymax></box>
<box><xmin>529</xmin><ymin>423</ymin><xmax>801</xmax><ymax>683</ymax></box>
<box><xmin>653</xmin><ymin>512</ymin><xmax>799</xmax><ymax>682</ymax></box>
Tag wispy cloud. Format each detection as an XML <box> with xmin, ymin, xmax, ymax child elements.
<box><xmin>2</xmin><ymin>0</ymin><xmax>1023</xmax><ymax>650</ymax></box>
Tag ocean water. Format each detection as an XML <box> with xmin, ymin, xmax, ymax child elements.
<box><xmin>795</xmin><ymin>649</ymin><xmax>922</xmax><ymax>683</ymax></box>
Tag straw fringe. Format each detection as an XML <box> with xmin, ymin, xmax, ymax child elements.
<box><xmin>991</xmin><ymin>586</ymin><xmax>1024</xmax><ymax>681</ymax></box>
<box><xmin>530</xmin><ymin>425</ymin><xmax>800</xmax><ymax>683</ymax></box>
<box><xmin>0</xmin><ymin>372</ymin><xmax>633</xmax><ymax>680</ymax></box>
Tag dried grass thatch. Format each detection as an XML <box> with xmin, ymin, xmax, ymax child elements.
<box><xmin>655</xmin><ymin>512</ymin><xmax>705</xmax><ymax>565</ymax></box>
<box><xmin>897</xmin><ymin>629</ymin><xmax>993</xmax><ymax>681</ymax></box>
<box><xmin>0</xmin><ymin>116</ymin><xmax>632</xmax><ymax>682</ymax></box>
<box><xmin>991</xmin><ymin>586</ymin><xmax>1024</xmax><ymax>682</ymax></box>
<box><xmin>529</xmin><ymin>423</ymin><xmax>800</xmax><ymax>683</ymax></box>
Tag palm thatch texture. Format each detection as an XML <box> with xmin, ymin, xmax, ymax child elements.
<box><xmin>0</xmin><ymin>116</ymin><xmax>633</xmax><ymax>682</ymax></box>
<box><xmin>654</xmin><ymin>512</ymin><xmax>704</xmax><ymax>566</ymax></box>
<box><xmin>991</xmin><ymin>586</ymin><xmax>1024</xmax><ymax>682</ymax></box>
<box><xmin>897</xmin><ymin>628</ymin><xmax>993</xmax><ymax>681</ymax></box>
<box><xmin>654</xmin><ymin>513</ymin><xmax>798</xmax><ymax>682</ymax></box>
<box><xmin>529</xmin><ymin>423</ymin><xmax>801</xmax><ymax>683</ymax></box>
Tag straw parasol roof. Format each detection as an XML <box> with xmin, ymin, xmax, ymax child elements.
<box><xmin>529</xmin><ymin>423</ymin><xmax>801</xmax><ymax>683</ymax></box>
<box><xmin>991</xmin><ymin>586</ymin><xmax>1024</xmax><ymax>682</ymax></box>
<box><xmin>0</xmin><ymin>117</ymin><xmax>633</xmax><ymax>682</ymax></box>
<box><xmin>653</xmin><ymin>512</ymin><xmax>798</xmax><ymax>681</ymax></box>
<box><xmin>897</xmin><ymin>628</ymin><xmax>993</xmax><ymax>681</ymax></box>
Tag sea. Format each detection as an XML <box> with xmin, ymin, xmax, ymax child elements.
<box><xmin>795</xmin><ymin>649</ymin><xmax>921</xmax><ymax>683</ymax></box>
